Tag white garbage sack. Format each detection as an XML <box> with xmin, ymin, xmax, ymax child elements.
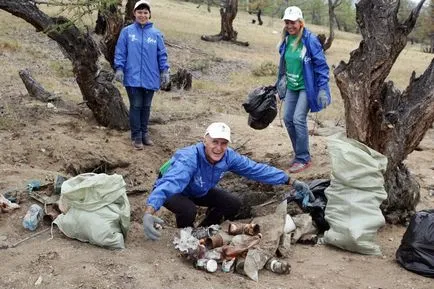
<box><xmin>323</xmin><ymin>133</ymin><xmax>388</xmax><ymax>255</ymax></box>
<box><xmin>53</xmin><ymin>173</ymin><xmax>130</xmax><ymax>249</ymax></box>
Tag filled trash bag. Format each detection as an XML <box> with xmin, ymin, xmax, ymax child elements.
<box><xmin>396</xmin><ymin>210</ymin><xmax>434</xmax><ymax>278</ymax></box>
<box><xmin>53</xmin><ymin>173</ymin><xmax>130</xmax><ymax>249</ymax></box>
<box><xmin>323</xmin><ymin>133</ymin><xmax>388</xmax><ymax>255</ymax></box>
<box><xmin>243</xmin><ymin>85</ymin><xmax>277</xmax><ymax>130</ymax></box>
<box><xmin>286</xmin><ymin>179</ymin><xmax>330</xmax><ymax>234</ymax></box>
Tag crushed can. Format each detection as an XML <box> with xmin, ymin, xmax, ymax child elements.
<box><xmin>264</xmin><ymin>257</ymin><xmax>291</xmax><ymax>274</ymax></box>
<box><xmin>221</xmin><ymin>258</ymin><xmax>235</xmax><ymax>272</ymax></box>
<box><xmin>195</xmin><ymin>258</ymin><xmax>218</xmax><ymax>273</ymax></box>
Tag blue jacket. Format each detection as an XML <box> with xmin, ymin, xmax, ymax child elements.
<box><xmin>114</xmin><ymin>22</ymin><xmax>169</xmax><ymax>91</ymax></box>
<box><xmin>146</xmin><ymin>142</ymin><xmax>290</xmax><ymax>211</ymax></box>
<box><xmin>277</xmin><ymin>28</ymin><xmax>331</xmax><ymax>112</ymax></box>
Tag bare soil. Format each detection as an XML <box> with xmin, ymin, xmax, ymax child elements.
<box><xmin>1</xmin><ymin>11</ymin><xmax>434</xmax><ymax>289</ymax></box>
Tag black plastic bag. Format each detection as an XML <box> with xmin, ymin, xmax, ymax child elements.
<box><xmin>396</xmin><ymin>209</ymin><xmax>434</xmax><ymax>278</ymax></box>
<box><xmin>287</xmin><ymin>179</ymin><xmax>330</xmax><ymax>234</ymax></box>
<box><xmin>243</xmin><ymin>86</ymin><xmax>277</xmax><ymax>130</ymax></box>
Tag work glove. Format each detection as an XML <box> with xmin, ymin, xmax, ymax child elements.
<box><xmin>160</xmin><ymin>70</ymin><xmax>170</xmax><ymax>89</ymax></box>
<box><xmin>114</xmin><ymin>69</ymin><xmax>124</xmax><ymax>83</ymax></box>
<box><xmin>143</xmin><ymin>213</ymin><xmax>164</xmax><ymax>241</ymax></box>
<box><xmin>292</xmin><ymin>180</ymin><xmax>315</xmax><ymax>206</ymax></box>
<box><xmin>318</xmin><ymin>89</ymin><xmax>328</xmax><ymax>108</ymax></box>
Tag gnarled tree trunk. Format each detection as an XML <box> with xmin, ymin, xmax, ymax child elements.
<box><xmin>1</xmin><ymin>0</ymin><xmax>129</xmax><ymax>130</ymax></box>
<box><xmin>321</xmin><ymin>0</ymin><xmax>340</xmax><ymax>51</ymax></box>
<box><xmin>334</xmin><ymin>0</ymin><xmax>434</xmax><ymax>224</ymax></box>
<box><xmin>94</xmin><ymin>0</ymin><xmax>124</xmax><ymax>67</ymax></box>
<box><xmin>201</xmin><ymin>0</ymin><xmax>249</xmax><ymax>46</ymax></box>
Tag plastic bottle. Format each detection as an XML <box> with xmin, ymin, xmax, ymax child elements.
<box><xmin>265</xmin><ymin>257</ymin><xmax>291</xmax><ymax>274</ymax></box>
<box><xmin>22</xmin><ymin>204</ymin><xmax>44</xmax><ymax>231</ymax></box>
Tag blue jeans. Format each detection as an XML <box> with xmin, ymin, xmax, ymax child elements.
<box><xmin>283</xmin><ymin>89</ymin><xmax>311</xmax><ymax>164</ymax></box>
<box><xmin>125</xmin><ymin>87</ymin><xmax>154</xmax><ymax>142</ymax></box>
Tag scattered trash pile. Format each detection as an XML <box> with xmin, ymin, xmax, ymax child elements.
<box><xmin>1</xmin><ymin>175</ymin><xmax>66</xmax><ymax>228</ymax></box>
<box><xmin>173</xmin><ymin>200</ymin><xmax>295</xmax><ymax>281</ymax></box>
<box><xmin>1</xmin><ymin>173</ymin><xmax>130</xmax><ymax>250</ymax></box>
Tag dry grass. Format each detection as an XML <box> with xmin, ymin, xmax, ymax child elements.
<box><xmin>0</xmin><ymin>0</ymin><xmax>431</xmax><ymax>125</ymax></box>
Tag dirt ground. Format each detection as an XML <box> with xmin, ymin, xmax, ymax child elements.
<box><xmin>1</xmin><ymin>10</ymin><xmax>434</xmax><ymax>289</ymax></box>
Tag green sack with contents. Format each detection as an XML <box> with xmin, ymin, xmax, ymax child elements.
<box><xmin>323</xmin><ymin>133</ymin><xmax>388</xmax><ymax>255</ymax></box>
<box><xmin>53</xmin><ymin>173</ymin><xmax>130</xmax><ymax>249</ymax></box>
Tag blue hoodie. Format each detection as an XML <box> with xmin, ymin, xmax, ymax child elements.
<box><xmin>276</xmin><ymin>28</ymin><xmax>331</xmax><ymax>112</ymax></box>
<box><xmin>146</xmin><ymin>142</ymin><xmax>290</xmax><ymax>211</ymax></box>
<box><xmin>114</xmin><ymin>22</ymin><xmax>169</xmax><ymax>90</ymax></box>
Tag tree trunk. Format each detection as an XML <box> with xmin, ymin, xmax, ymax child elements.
<box><xmin>1</xmin><ymin>0</ymin><xmax>129</xmax><ymax>130</ymax></box>
<box><xmin>334</xmin><ymin>0</ymin><xmax>433</xmax><ymax>224</ymax></box>
<box><xmin>94</xmin><ymin>0</ymin><xmax>124</xmax><ymax>67</ymax></box>
<box><xmin>201</xmin><ymin>0</ymin><xmax>249</xmax><ymax>46</ymax></box>
<box><xmin>323</xmin><ymin>0</ymin><xmax>339</xmax><ymax>51</ymax></box>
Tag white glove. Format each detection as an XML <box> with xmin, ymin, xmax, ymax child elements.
<box><xmin>143</xmin><ymin>213</ymin><xmax>164</xmax><ymax>241</ymax></box>
<box><xmin>160</xmin><ymin>70</ymin><xmax>170</xmax><ymax>89</ymax></box>
<box><xmin>114</xmin><ymin>69</ymin><xmax>124</xmax><ymax>83</ymax></box>
<box><xmin>318</xmin><ymin>89</ymin><xmax>328</xmax><ymax>108</ymax></box>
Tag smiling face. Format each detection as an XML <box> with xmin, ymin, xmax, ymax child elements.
<box><xmin>203</xmin><ymin>135</ymin><xmax>229</xmax><ymax>164</ymax></box>
<box><xmin>134</xmin><ymin>8</ymin><xmax>150</xmax><ymax>25</ymax></box>
<box><xmin>284</xmin><ymin>19</ymin><xmax>302</xmax><ymax>35</ymax></box>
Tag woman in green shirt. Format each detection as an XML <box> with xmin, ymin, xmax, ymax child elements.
<box><xmin>276</xmin><ymin>6</ymin><xmax>331</xmax><ymax>173</ymax></box>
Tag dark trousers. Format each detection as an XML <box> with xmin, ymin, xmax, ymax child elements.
<box><xmin>163</xmin><ymin>187</ymin><xmax>242</xmax><ymax>228</ymax></box>
<box><xmin>125</xmin><ymin>86</ymin><xmax>154</xmax><ymax>142</ymax></box>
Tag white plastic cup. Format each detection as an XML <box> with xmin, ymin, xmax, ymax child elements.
<box><xmin>284</xmin><ymin>214</ymin><xmax>296</xmax><ymax>233</ymax></box>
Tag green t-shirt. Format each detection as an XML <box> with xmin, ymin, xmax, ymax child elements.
<box><xmin>284</xmin><ymin>35</ymin><xmax>305</xmax><ymax>91</ymax></box>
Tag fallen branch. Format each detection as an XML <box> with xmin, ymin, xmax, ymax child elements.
<box><xmin>19</xmin><ymin>69</ymin><xmax>60</xmax><ymax>102</ymax></box>
<box><xmin>9</xmin><ymin>227</ymin><xmax>50</xmax><ymax>249</ymax></box>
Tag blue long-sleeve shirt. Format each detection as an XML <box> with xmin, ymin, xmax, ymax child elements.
<box><xmin>114</xmin><ymin>22</ymin><xmax>169</xmax><ymax>90</ymax></box>
<box><xmin>146</xmin><ymin>142</ymin><xmax>290</xmax><ymax>211</ymax></box>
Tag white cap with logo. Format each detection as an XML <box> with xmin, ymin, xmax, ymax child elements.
<box><xmin>134</xmin><ymin>0</ymin><xmax>151</xmax><ymax>11</ymax></box>
<box><xmin>205</xmin><ymin>122</ymin><xmax>231</xmax><ymax>142</ymax></box>
<box><xmin>282</xmin><ymin>6</ymin><xmax>303</xmax><ymax>21</ymax></box>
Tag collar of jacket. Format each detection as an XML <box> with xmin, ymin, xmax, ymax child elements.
<box><xmin>134</xmin><ymin>21</ymin><xmax>153</xmax><ymax>29</ymax></box>
<box><xmin>196</xmin><ymin>142</ymin><xmax>229</xmax><ymax>167</ymax></box>
<box><xmin>282</xmin><ymin>29</ymin><xmax>308</xmax><ymax>58</ymax></box>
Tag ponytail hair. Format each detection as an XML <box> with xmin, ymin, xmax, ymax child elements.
<box><xmin>292</xmin><ymin>20</ymin><xmax>305</xmax><ymax>51</ymax></box>
<box><xmin>277</xmin><ymin>19</ymin><xmax>305</xmax><ymax>51</ymax></box>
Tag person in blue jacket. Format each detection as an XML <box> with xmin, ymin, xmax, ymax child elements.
<box><xmin>142</xmin><ymin>122</ymin><xmax>312</xmax><ymax>241</ymax></box>
<box><xmin>114</xmin><ymin>0</ymin><xmax>170</xmax><ymax>150</ymax></box>
<box><xmin>276</xmin><ymin>6</ymin><xmax>331</xmax><ymax>173</ymax></box>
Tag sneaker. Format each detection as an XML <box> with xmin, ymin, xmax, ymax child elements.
<box><xmin>142</xmin><ymin>135</ymin><xmax>154</xmax><ymax>146</ymax></box>
<box><xmin>288</xmin><ymin>161</ymin><xmax>311</xmax><ymax>173</ymax></box>
<box><xmin>132</xmin><ymin>140</ymin><xmax>144</xmax><ymax>150</ymax></box>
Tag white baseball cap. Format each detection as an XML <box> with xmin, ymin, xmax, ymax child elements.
<box><xmin>134</xmin><ymin>0</ymin><xmax>151</xmax><ymax>11</ymax></box>
<box><xmin>205</xmin><ymin>122</ymin><xmax>231</xmax><ymax>142</ymax></box>
<box><xmin>282</xmin><ymin>6</ymin><xmax>303</xmax><ymax>21</ymax></box>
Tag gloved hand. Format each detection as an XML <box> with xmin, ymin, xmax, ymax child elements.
<box><xmin>114</xmin><ymin>69</ymin><xmax>124</xmax><ymax>83</ymax></box>
<box><xmin>318</xmin><ymin>89</ymin><xmax>328</xmax><ymax>108</ymax></box>
<box><xmin>292</xmin><ymin>180</ymin><xmax>315</xmax><ymax>203</ymax></box>
<box><xmin>160</xmin><ymin>70</ymin><xmax>170</xmax><ymax>89</ymax></box>
<box><xmin>143</xmin><ymin>213</ymin><xmax>164</xmax><ymax>241</ymax></box>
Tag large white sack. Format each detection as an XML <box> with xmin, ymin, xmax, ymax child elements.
<box><xmin>54</xmin><ymin>173</ymin><xmax>130</xmax><ymax>249</ymax></box>
<box><xmin>323</xmin><ymin>133</ymin><xmax>388</xmax><ymax>255</ymax></box>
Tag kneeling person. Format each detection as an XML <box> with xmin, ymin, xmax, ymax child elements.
<box><xmin>143</xmin><ymin>122</ymin><xmax>310</xmax><ymax>241</ymax></box>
